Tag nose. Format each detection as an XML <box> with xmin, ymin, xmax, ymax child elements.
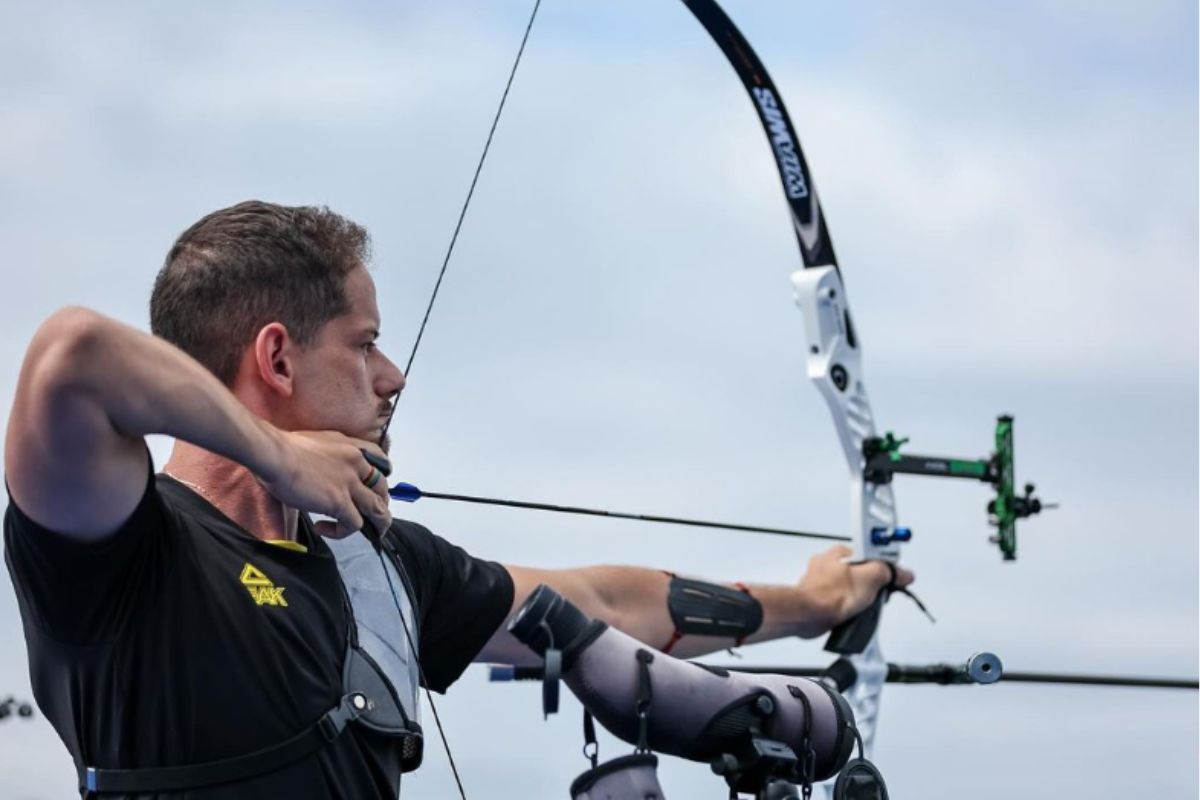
<box><xmin>376</xmin><ymin>349</ymin><xmax>406</xmax><ymax>401</ymax></box>
<box><xmin>386</xmin><ymin>364</ymin><xmax>406</xmax><ymax>399</ymax></box>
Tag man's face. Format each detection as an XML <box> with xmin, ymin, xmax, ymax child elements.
<box><xmin>289</xmin><ymin>266</ymin><xmax>404</xmax><ymax>451</ymax></box>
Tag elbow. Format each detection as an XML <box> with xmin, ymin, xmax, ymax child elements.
<box><xmin>6</xmin><ymin>306</ymin><xmax>114</xmax><ymax>472</ymax></box>
<box><xmin>34</xmin><ymin>306</ymin><xmax>109</xmax><ymax>351</ymax></box>
<box><xmin>12</xmin><ymin>307</ymin><xmax>120</xmax><ymax>429</ymax></box>
<box><xmin>25</xmin><ymin>306</ymin><xmax>111</xmax><ymax>389</ymax></box>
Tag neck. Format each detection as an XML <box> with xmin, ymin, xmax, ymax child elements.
<box><xmin>165</xmin><ymin>441</ymin><xmax>296</xmax><ymax>542</ymax></box>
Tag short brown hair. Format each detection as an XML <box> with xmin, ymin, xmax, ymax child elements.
<box><xmin>151</xmin><ymin>200</ymin><xmax>370</xmax><ymax>385</ymax></box>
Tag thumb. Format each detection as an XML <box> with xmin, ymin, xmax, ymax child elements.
<box><xmin>825</xmin><ymin>544</ymin><xmax>853</xmax><ymax>560</ymax></box>
<box><xmin>891</xmin><ymin>565</ymin><xmax>915</xmax><ymax>589</ymax></box>
<box><xmin>313</xmin><ymin>519</ymin><xmax>348</xmax><ymax>539</ymax></box>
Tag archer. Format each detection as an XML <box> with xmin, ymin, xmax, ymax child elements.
<box><xmin>4</xmin><ymin>200</ymin><xmax>911</xmax><ymax>797</ymax></box>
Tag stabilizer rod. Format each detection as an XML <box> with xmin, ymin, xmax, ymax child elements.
<box><xmin>491</xmin><ymin>661</ymin><xmax>1198</xmax><ymax>691</ymax></box>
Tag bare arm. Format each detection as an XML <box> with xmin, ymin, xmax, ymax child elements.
<box><xmin>4</xmin><ymin>307</ymin><xmax>388</xmax><ymax>541</ymax></box>
<box><xmin>478</xmin><ymin>545</ymin><xmax>913</xmax><ymax>664</ymax></box>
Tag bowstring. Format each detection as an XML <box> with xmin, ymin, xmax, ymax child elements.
<box><xmin>379</xmin><ymin>0</ymin><xmax>543</xmax><ymax>446</ymax></box>
<box><xmin>376</xmin><ymin>545</ymin><xmax>468</xmax><ymax>799</ymax></box>
<box><xmin>375</xmin><ymin>2</ymin><xmax>545</xmax><ymax>797</ymax></box>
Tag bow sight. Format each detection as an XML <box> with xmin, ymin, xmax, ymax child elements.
<box><xmin>861</xmin><ymin>415</ymin><xmax>1054</xmax><ymax>560</ymax></box>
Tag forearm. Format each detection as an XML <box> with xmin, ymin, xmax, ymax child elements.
<box><xmin>497</xmin><ymin>564</ymin><xmax>835</xmax><ymax>662</ymax></box>
<box><xmin>38</xmin><ymin>307</ymin><xmax>280</xmax><ymax>471</ymax></box>
<box><xmin>589</xmin><ymin>567</ymin><xmax>835</xmax><ymax>659</ymax></box>
<box><xmin>6</xmin><ymin>307</ymin><xmax>284</xmax><ymax>535</ymax></box>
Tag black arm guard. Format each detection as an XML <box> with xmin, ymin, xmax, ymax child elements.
<box><xmin>667</xmin><ymin>575</ymin><xmax>763</xmax><ymax>640</ymax></box>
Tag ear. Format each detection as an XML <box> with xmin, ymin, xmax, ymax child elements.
<box><xmin>252</xmin><ymin>322</ymin><xmax>295</xmax><ymax>398</ymax></box>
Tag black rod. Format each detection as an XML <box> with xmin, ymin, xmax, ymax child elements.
<box><xmin>489</xmin><ymin>664</ymin><xmax>1198</xmax><ymax>690</ymax></box>
<box><xmin>997</xmin><ymin>671</ymin><xmax>1198</xmax><ymax>690</ymax></box>
<box><xmin>704</xmin><ymin>665</ymin><xmax>1199</xmax><ymax>690</ymax></box>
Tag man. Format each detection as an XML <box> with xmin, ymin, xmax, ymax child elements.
<box><xmin>4</xmin><ymin>200</ymin><xmax>912</xmax><ymax>797</ymax></box>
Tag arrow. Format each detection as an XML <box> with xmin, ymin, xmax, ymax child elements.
<box><xmin>388</xmin><ymin>482</ymin><xmax>850</xmax><ymax>543</ymax></box>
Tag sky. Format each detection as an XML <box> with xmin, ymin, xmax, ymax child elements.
<box><xmin>0</xmin><ymin>0</ymin><xmax>1196</xmax><ymax>798</ymax></box>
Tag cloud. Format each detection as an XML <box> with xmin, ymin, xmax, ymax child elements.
<box><xmin>0</xmin><ymin>2</ymin><xmax>1194</xmax><ymax>798</ymax></box>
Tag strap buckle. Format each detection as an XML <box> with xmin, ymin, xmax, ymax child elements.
<box><xmin>319</xmin><ymin>693</ymin><xmax>367</xmax><ymax>741</ymax></box>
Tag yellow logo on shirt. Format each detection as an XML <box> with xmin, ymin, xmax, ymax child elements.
<box><xmin>240</xmin><ymin>563</ymin><xmax>288</xmax><ymax>607</ymax></box>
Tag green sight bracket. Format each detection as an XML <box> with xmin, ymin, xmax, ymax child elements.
<box><xmin>862</xmin><ymin>415</ymin><xmax>1054</xmax><ymax>560</ymax></box>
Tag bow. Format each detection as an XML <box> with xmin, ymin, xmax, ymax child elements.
<box><xmin>680</xmin><ymin>0</ymin><xmax>1063</xmax><ymax>763</ymax></box>
<box><xmin>364</xmin><ymin>2</ymin><xmax>1200</xmax><ymax>796</ymax></box>
<box><xmin>387</xmin><ymin>0</ymin><xmax>905</xmax><ymax>784</ymax></box>
<box><xmin>388</xmin><ymin>0</ymin><xmax>1051</xmax><ymax>792</ymax></box>
<box><xmin>679</xmin><ymin>0</ymin><xmax>895</xmax><ymax>758</ymax></box>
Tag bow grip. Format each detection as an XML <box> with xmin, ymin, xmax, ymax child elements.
<box><xmin>822</xmin><ymin>590</ymin><xmax>885</xmax><ymax>655</ymax></box>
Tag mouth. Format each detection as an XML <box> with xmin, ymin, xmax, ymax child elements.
<box><xmin>375</xmin><ymin>411</ymin><xmax>394</xmax><ymax>443</ymax></box>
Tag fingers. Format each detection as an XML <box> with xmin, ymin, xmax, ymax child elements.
<box><xmin>816</xmin><ymin>542</ymin><xmax>914</xmax><ymax>587</ymax></box>
<box><xmin>350</xmin><ymin>479</ymin><xmax>392</xmax><ymax>536</ymax></box>
<box><xmin>348</xmin><ymin>439</ymin><xmax>390</xmax><ymax>496</ymax></box>
<box><xmin>349</xmin><ymin>443</ymin><xmax>392</xmax><ymax>535</ymax></box>
<box><xmin>852</xmin><ymin>560</ymin><xmax>915</xmax><ymax>591</ymax></box>
<box><xmin>328</xmin><ymin>488</ymin><xmax>389</xmax><ymax>541</ymax></box>
<box><xmin>859</xmin><ymin>560</ymin><xmax>893</xmax><ymax>590</ymax></box>
<box><xmin>266</xmin><ymin>430</ymin><xmax>394</xmax><ymax>538</ymax></box>
<box><xmin>311</xmin><ymin>436</ymin><xmax>392</xmax><ymax>538</ymax></box>
<box><xmin>334</xmin><ymin>503</ymin><xmax>365</xmax><ymax>538</ymax></box>
<box><xmin>352</xmin><ymin>443</ymin><xmax>392</xmax><ymax>530</ymax></box>
<box><xmin>307</xmin><ymin>434</ymin><xmax>391</xmax><ymax>542</ymax></box>
<box><xmin>808</xmin><ymin>545</ymin><xmax>852</xmax><ymax>570</ymax></box>
<box><xmin>360</xmin><ymin>447</ymin><xmax>392</xmax><ymax>477</ymax></box>
<box><xmin>332</xmin><ymin>490</ymin><xmax>390</xmax><ymax>539</ymax></box>
<box><xmin>360</xmin><ymin>463</ymin><xmax>390</xmax><ymax>504</ymax></box>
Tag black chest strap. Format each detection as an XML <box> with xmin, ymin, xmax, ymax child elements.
<box><xmin>79</xmin><ymin>692</ymin><xmax>364</xmax><ymax>795</ymax></box>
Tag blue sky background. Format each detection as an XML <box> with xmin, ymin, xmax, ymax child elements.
<box><xmin>0</xmin><ymin>1</ymin><xmax>1196</xmax><ymax>797</ymax></box>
